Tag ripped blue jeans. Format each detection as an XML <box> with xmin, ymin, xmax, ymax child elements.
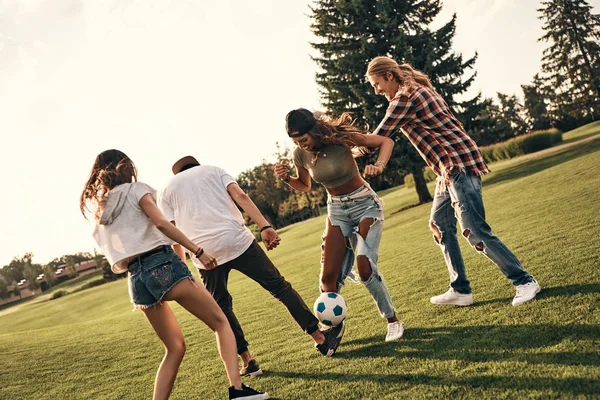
<box><xmin>430</xmin><ymin>170</ymin><xmax>534</xmax><ymax>294</ymax></box>
<box><xmin>323</xmin><ymin>184</ymin><xmax>396</xmax><ymax>319</ymax></box>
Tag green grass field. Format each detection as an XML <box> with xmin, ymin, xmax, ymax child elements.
<box><xmin>1</xmin><ymin>126</ymin><xmax>599</xmax><ymax>399</ymax></box>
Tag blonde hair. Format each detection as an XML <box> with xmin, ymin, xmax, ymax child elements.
<box><xmin>366</xmin><ymin>56</ymin><xmax>433</xmax><ymax>90</ymax></box>
<box><xmin>310</xmin><ymin>112</ymin><xmax>365</xmax><ymax>150</ymax></box>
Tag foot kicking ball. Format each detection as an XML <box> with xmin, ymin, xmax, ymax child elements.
<box><xmin>313</xmin><ymin>292</ymin><xmax>347</xmax><ymax>327</ymax></box>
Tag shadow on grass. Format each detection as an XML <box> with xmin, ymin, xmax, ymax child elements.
<box><xmin>267</xmin><ymin>369</ymin><xmax>599</xmax><ymax>397</ymax></box>
<box><xmin>484</xmin><ymin>137</ymin><xmax>600</xmax><ymax>188</ymax></box>
<box><xmin>340</xmin><ymin>323</ymin><xmax>600</xmax><ymax>362</ymax></box>
<box><xmin>268</xmin><ymin>321</ymin><xmax>600</xmax><ymax>396</ymax></box>
<box><xmin>472</xmin><ymin>283</ymin><xmax>600</xmax><ymax>307</ymax></box>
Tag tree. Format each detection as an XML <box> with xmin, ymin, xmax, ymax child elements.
<box><xmin>521</xmin><ymin>74</ymin><xmax>552</xmax><ymax>131</ymax></box>
<box><xmin>42</xmin><ymin>264</ymin><xmax>57</xmax><ymax>288</ymax></box>
<box><xmin>496</xmin><ymin>93</ymin><xmax>529</xmax><ymax>137</ymax></box>
<box><xmin>310</xmin><ymin>0</ymin><xmax>478</xmax><ymax>203</ymax></box>
<box><xmin>538</xmin><ymin>0</ymin><xmax>600</xmax><ymax>123</ymax></box>
<box><xmin>0</xmin><ymin>276</ymin><xmax>8</xmax><ymax>300</ymax></box>
<box><xmin>65</xmin><ymin>256</ymin><xmax>78</xmax><ymax>279</ymax></box>
<box><xmin>12</xmin><ymin>282</ymin><xmax>21</xmax><ymax>299</ymax></box>
<box><xmin>0</xmin><ymin>253</ymin><xmax>35</xmax><ymax>283</ymax></box>
<box><xmin>23</xmin><ymin>263</ymin><xmax>41</xmax><ymax>292</ymax></box>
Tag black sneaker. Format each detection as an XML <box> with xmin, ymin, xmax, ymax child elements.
<box><xmin>228</xmin><ymin>383</ymin><xmax>269</xmax><ymax>400</ymax></box>
<box><xmin>315</xmin><ymin>321</ymin><xmax>345</xmax><ymax>357</ymax></box>
<box><xmin>239</xmin><ymin>359</ymin><xmax>263</xmax><ymax>377</ymax></box>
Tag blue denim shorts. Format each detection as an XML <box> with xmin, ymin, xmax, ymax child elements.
<box><xmin>326</xmin><ymin>184</ymin><xmax>385</xmax><ymax>285</ymax></box>
<box><xmin>127</xmin><ymin>246</ymin><xmax>194</xmax><ymax>310</ymax></box>
<box><xmin>327</xmin><ymin>184</ymin><xmax>384</xmax><ymax>237</ymax></box>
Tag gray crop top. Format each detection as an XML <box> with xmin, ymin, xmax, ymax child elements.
<box><xmin>293</xmin><ymin>144</ymin><xmax>358</xmax><ymax>188</ymax></box>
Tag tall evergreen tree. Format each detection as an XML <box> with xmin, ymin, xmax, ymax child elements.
<box><xmin>538</xmin><ymin>0</ymin><xmax>600</xmax><ymax>123</ymax></box>
<box><xmin>522</xmin><ymin>74</ymin><xmax>552</xmax><ymax>131</ymax></box>
<box><xmin>496</xmin><ymin>93</ymin><xmax>529</xmax><ymax>137</ymax></box>
<box><xmin>310</xmin><ymin>0</ymin><xmax>478</xmax><ymax>203</ymax></box>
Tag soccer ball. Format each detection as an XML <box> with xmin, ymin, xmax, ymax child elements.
<box><xmin>313</xmin><ymin>292</ymin><xmax>348</xmax><ymax>327</ymax></box>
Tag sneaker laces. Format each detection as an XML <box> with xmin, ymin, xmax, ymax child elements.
<box><xmin>387</xmin><ymin>321</ymin><xmax>403</xmax><ymax>336</ymax></box>
<box><xmin>515</xmin><ymin>281</ymin><xmax>536</xmax><ymax>297</ymax></box>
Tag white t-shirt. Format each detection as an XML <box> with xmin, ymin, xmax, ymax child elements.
<box><xmin>158</xmin><ymin>165</ymin><xmax>255</xmax><ymax>269</ymax></box>
<box><xmin>93</xmin><ymin>182</ymin><xmax>173</xmax><ymax>274</ymax></box>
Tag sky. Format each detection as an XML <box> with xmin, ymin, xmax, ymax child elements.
<box><xmin>1</xmin><ymin>0</ymin><xmax>599</xmax><ymax>268</ymax></box>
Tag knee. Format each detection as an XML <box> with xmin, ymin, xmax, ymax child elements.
<box><xmin>320</xmin><ymin>270</ymin><xmax>338</xmax><ymax>289</ymax></box>
<box><xmin>167</xmin><ymin>338</ymin><xmax>187</xmax><ymax>359</ymax></box>
<box><xmin>271</xmin><ymin>278</ymin><xmax>292</xmax><ymax>297</ymax></box>
<box><xmin>462</xmin><ymin>228</ymin><xmax>485</xmax><ymax>252</ymax></box>
<box><xmin>429</xmin><ymin>220</ymin><xmax>442</xmax><ymax>243</ymax></box>
<box><xmin>356</xmin><ymin>255</ymin><xmax>372</xmax><ymax>281</ymax></box>
<box><xmin>216</xmin><ymin>295</ymin><xmax>233</xmax><ymax>311</ymax></box>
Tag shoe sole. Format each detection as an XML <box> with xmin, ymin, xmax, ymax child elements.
<box><xmin>241</xmin><ymin>368</ymin><xmax>263</xmax><ymax>377</ymax></box>
<box><xmin>230</xmin><ymin>393</ymin><xmax>269</xmax><ymax>400</ymax></box>
<box><xmin>430</xmin><ymin>298</ymin><xmax>473</xmax><ymax>306</ymax></box>
<box><xmin>512</xmin><ymin>286</ymin><xmax>541</xmax><ymax>306</ymax></box>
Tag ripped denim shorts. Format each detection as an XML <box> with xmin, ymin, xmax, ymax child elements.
<box><xmin>325</xmin><ymin>184</ymin><xmax>395</xmax><ymax>318</ymax></box>
<box><xmin>326</xmin><ymin>184</ymin><xmax>385</xmax><ymax>285</ymax></box>
<box><xmin>127</xmin><ymin>245</ymin><xmax>195</xmax><ymax>310</ymax></box>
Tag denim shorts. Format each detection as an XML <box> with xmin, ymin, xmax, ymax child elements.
<box><xmin>127</xmin><ymin>246</ymin><xmax>194</xmax><ymax>309</ymax></box>
<box><xmin>327</xmin><ymin>184</ymin><xmax>384</xmax><ymax>237</ymax></box>
<box><xmin>325</xmin><ymin>184</ymin><xmax>396</xmax><ymax>318</ymax></box>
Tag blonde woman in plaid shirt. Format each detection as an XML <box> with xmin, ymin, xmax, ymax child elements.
<box><xmin>366</xmin><ymin>56</ymin><xmax>541</xmax><ymax>307</ymax></box>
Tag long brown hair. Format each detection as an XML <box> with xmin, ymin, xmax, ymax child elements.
<box><xmin>307</xmin><ymin>112</ymin><xmax>366</xmax><ymax>150</ymax></box>
<box><xmin>80</xmin><ymin>149</ymin><xmax>138</xmax><ymax>220</ymax></box>
<box><xmin>367</xmin><ymin>56</ymin><xmax>433</xmax><ymax>90</ymax></box>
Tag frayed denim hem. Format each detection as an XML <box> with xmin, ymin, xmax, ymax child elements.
<box><xmin>131</xmin><ymin>276</ymin><xmax>196</xmax><ymax>311</ymax></box>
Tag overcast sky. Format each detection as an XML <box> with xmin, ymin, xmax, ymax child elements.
<box><xmin>1</xmin><ymin>0</ymin><xmax>598</xmax><ymax>268</ymax></box>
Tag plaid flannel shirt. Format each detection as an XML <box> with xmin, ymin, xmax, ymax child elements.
<box><xmin>373</xmin><ymin>84</ymin><xmax>490</xmax><ymax>179</ymax></box>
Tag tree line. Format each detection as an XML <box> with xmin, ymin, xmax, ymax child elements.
<box><xmin>0</xmin><ymin>251</ymin><xmax>117</xmax><ymax>300</ymax></box>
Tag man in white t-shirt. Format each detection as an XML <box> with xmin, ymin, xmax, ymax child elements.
<box><xmin>159</xmin><ymin>156</ymin><xmax>345</xmax><ymax>376</ymax></box>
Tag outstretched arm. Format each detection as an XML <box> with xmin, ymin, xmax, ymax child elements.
<box><xmin>226</xmin><ymin>183</ymin><xmax>281</xmax><ymax>250</ymax></box>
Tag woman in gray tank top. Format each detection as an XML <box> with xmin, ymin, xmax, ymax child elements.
<box><xmin>274</xmin><ymin>109</ymin><xmax>405</xmax><ymax>343</ymax></box>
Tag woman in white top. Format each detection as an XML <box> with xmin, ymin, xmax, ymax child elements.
<box><xmin>80</xmin><ymin>149</ymin><xmax>268</xmax><ymax>400</ymax></box>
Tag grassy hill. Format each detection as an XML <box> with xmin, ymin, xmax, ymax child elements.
<box><xmin>1</xmin><ymin>125</ymin><xmax>599</xmax><ymax>399</ymax></box>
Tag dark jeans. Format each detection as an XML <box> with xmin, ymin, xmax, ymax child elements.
<box><xmin>199</xmin><ymin>241</ymin><xmax>319</xmax><ymax>355</ymax></box>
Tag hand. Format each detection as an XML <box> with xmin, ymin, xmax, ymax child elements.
<box><xmin>273</xmin><ymin>162</ymin><xmax>290</xmax><ymax>182</ymax></box>
<box><xmin>197</xmin><ymin>252</ymin><xmax>218</xmax><ymax>270</ymax></box>
<box><xmin>261</xmin><ymin>227</ymin><xmax>281</xmax><ymax>250</ymax></box>
<box><xmin>363</xmin><ymin>164</ymin><xmax>384</xmax><ymax>178</ymax></box>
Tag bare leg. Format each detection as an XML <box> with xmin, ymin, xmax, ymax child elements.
<box><xmin>357</xmin><ymin>218</ymin><xmax>398</xmax><ymax>323</ymax></box>
<box><xmin>321</xmin><ymin>219</ymin><xmax>347</xmax><ymax>293</ymax></box>
<box><xmin>163</xmin><ymin>279</ymin><xmax>242</xmax><ymax>390</ymax></box>
<box><xmin>240</xmin><ymin>350</ymin><xmax>254</xmax><ymax>367</ymax></box>
<box><xmin>142</xmin><ymin>303</ymin><xmax>186</xmax><ymax>400</ymax></box>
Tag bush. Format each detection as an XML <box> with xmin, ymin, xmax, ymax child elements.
<box><xmin>50</xmin><ymin>290</ymin><xmax>68</xmax><ymax>300</ymax></box>
<box><xmin>480</xmin><ymin>128</ymin><xmax>562</xmax><ymax>163</ymax></box>
<box><xmin>77</xmin><ymin>277</ymin><xmax>106</xmax><ymax>291</ymax></box>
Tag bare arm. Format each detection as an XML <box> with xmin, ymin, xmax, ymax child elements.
<box><xmin>139</xmin><ymin>194</ymin><xmax>218</xmax><ymax>269</ymax></box>
<box><xmin>226</xmin><ymin>183</ymin><xmax>281</xmax><ymax>250</ymax></box>
<box><xmin>273</xmin><ymin>162</ymin><xmax>312</xmax><ymax>192</ymax></box>
<box><xmin>350</xmin><ymin>133</ymin><xmax>395</xmax><ymax>178</ymax></box>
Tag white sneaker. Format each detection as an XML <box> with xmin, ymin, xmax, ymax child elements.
<box><xmin>430</xmin><ymin>288</ymin><xmax>473</xmax><ymax>306</ymax></box>
<box><xmin>385</xmin><ymin>321</ymin><xmax>404</xmax><ymax>342</ymax></box>
<box><xmin>512</xmin><ymin>280</ymin><xmax>541</xmax><ymax>306</ymax></box>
